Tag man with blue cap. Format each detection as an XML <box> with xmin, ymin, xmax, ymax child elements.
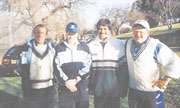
<box><xmin>54</xmin><ymin>22</ymin><xmax>92</xmax><ymax>108</ymax></box>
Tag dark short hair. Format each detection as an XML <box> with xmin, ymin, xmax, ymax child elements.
<box><xmin>96</xmin><ymin>19</ymin><xmax>112</xmax><ymax>30</ymax></box>
<box><xmin>33</xmin><ymin>24</ymin><xmax>48</xmax><ymax>34</ymax></box>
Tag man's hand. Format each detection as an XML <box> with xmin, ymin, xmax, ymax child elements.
<box><xmin>65</xmin><ymin>76</ymin><xmax>82</xmax><ymax>92</ymax></box>
<box><xmin>152</xmin><ymin>76</ymin><xmax>171</xmax><ymax>89</ymax></box>
<box><xmin>65</xmin><ymin>79</ymin><xmax>78</xmax><ymax>92</ymax></box>
<box><xmin>76</xmin><ymin>76</ymin><xmax>82</xmax><ymax>83</ymax></box>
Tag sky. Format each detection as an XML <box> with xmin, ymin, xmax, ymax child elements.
<box><xmin>95</xmin><ymin>0</ymin><xmax>136</xmax><ymax>9</ymax></box>
<box><xmin>82</xmin><ymin>0</ymin><xmax>137</xmax><ymax>29</ymax></box>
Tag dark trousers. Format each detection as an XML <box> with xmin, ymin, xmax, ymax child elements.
<box><xmin>94</xmin><ymin>95</ymin><xmax>120</xmax><ymax>108</ymax></box>
<box><xmin>128</xmin><ymin>88</ymin><xmax>165</xmax><ymax>108</ymax></box>
<box><xmin>23</xmin><ymin>86</ymin><xmax>56</xmax><ymax>108</ymax></box>
<box><xmin>58</xmin><ymin>80</ymin><xmax>89</xmax><ymax>108</ymax></box>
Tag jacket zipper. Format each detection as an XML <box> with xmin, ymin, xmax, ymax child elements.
<box><xmin>70</xmin><ymin>48</ymin><xmax>73</xmax><ymax>62</ymax></box>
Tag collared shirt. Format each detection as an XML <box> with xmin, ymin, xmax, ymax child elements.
<box><xmin>33</xmin><ymin>41</ymin><xmax>47</xmax><ymax>55</ymax></box>
<box><xmin>100</xmin><ymin>42</ymin><xmax>107</xmax><ymax>48</ymax></box>
<box><xmin>131</xmin><ymin>37</ymin><xmax>163</xmax><ymax>63</ymax></box>
<box><xmin>132</xmin><ymin>37</ymin><xmax>150</xmax><ymax>55</ymax></box>
<box><xmin>64</xmin><ymin>39</ymin><xmax>79</xmax><ymax>49</ymax></box>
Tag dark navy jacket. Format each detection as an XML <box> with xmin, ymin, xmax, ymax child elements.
<box><xmin>54</xmin><ymin>41</ymin><xmax>91</xmax><ymax>90</ymax></box>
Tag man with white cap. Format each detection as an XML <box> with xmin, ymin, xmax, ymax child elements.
<box><xmin>126</xmin><ymin>19</ymin><xmax>180</xmax><ymax>108</ymax></box>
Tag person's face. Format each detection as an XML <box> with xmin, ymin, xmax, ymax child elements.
<box><xmin>98</xmin><ymin>25</ymin><xmax>111</xmax><ymax>41</ymax></box>
<box><xmin>66</xmin><ymin>32</ymin><xmax>78</xmax><ymax>44</ymax></box>
<box><xmin>34</xmin><ymin>27</ymin><xmax>47</xmax><ymax>45</ymax></box>
<box><xmin>133</xmin><ymin>26</ymin><xmax>149</xmax><ymax>45</ymax></box>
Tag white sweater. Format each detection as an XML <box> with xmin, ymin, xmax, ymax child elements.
<box><xmin>30</xmin><ymin>43</ymin><xmax>54</xmax><ymax>89</ymax></box>
<box><xmin>126</xmin><ymin>38</ymin><xmax>180</xmax><ymax>92</ymax></box>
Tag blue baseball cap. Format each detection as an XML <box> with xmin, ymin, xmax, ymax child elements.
<box><xmin>66</xmin><ymin>22</ymin><xmax>78</xmax><ymax>33</ymax></box>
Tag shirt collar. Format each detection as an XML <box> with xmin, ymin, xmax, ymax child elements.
<box><xmin>133</xmin><ymin>36</ymin><xmax>150</xmax><ymax>47</ymax></box>
<box><xmin>64</xmin><ymin>40</ymin><xmax>79</xmax><ymax>48</ymax></box>
<box><xmin>95</xmin><ymin>35</ymin><xmax>111</xmax><ymax>43</ymax></box>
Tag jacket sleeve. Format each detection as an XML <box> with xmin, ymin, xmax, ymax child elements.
<box><xmin>54</xmin><ymin>47</ymin><xmax>69</xmax><ymax>84</ymax></box>
<box><xmin>77</xmin><ymin>45</ymin><xmax>92</xmax><ymax>79</ymax></box>
<box><xmin>158</xmin><ymin>43</ymin><xmax>180</xmax><ymax>78</ymax></box>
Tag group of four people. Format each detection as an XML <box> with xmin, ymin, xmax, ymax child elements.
<box><xmin>16</xmin><ymin>18</ymin><xmax>180</xmax><ymax>108</ymax></box>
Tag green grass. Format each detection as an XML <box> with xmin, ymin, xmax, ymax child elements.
<box><xmin>116</xmin><ymin>32</ymin><xmax>132</xmax><ymax>38</ymax></box>
<box><xmin>116</xmin><ymin>23</ymin><xmax>180</xmax><ymax>38</ymax></box>
<box><xmin>0</xmin><ymin>77</ymin><xmax>130</xmax><ymax>108</ymax></box>
<box><xmin>176</xmin><ymin>52</ymin><xmax>180</xmax><ymax>56</ymax></box>
<box><xmin>90</xmin><ymin>96</ymin><xmax>129</xmax><ymax>108</ymax></box>
<box><xmin>0</xmin><ymin>77</ymin><xmax>22</xmax><ymax>97</ymax></box>
<box><xmin>150</xmin><ymin>23</ymin><xmax>180</xmax><ymax>36</ymax></box>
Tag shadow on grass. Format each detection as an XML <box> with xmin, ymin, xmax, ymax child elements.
<box><xmin>0</xmin><ymin>90</ymin><xmax>24</xmax><ymax>108</ymax></box>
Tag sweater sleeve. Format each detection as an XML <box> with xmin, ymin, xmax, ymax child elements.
<box><xmin>157</xmin><ymin>43</ymin><xmax>180</xmax><ymax>78</ymax></box>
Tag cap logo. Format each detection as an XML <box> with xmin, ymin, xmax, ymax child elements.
<box><xmin>66</xmin><ymin>22</ymin><xmax>78</xmax><ymax>33</ymax></box>
<box><xmin>70</xmin><ymin>25</ymin><xmax>75</xmax><ymax>29</ymax></box>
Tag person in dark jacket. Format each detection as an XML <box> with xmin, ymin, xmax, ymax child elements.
<box><xmin>18</xmin><ymin>24</ymin><xmax>56</xmax><ymax>108</ymax></box>
<box><xmin>88</xmin><ymin>19</ymin><xmax>126</xmax><ymax>108</ymax></box>
<box><xmin>54</xmin><ymin>22</ymin><xmax>92</xmax><ymax>108</ymax></box>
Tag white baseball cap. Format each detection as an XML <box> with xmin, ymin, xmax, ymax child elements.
<box><xmin>133</xmin><ymin>20</ymin><xmax>150</xmax><ymax>29</ymax></box>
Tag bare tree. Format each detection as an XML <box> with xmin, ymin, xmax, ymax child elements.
<box><xmin>100</xmin><ymin>6</ymin><xmax>126</xmax><ymax>35</ymax></box>
<box><xmin>154</xmin><ymin>0</ymin><xmax>180</xmax><ymax>29</ymax></box>
<box><xmin>132</xmin><ymin>0</ymin><xmax>180</xmax><ymax>29</ymax></box>
<box><xmin>100</xmin><ymin>6</ymin><xmax>145</xmax><ymax>35</ymax></box>
<box><xmin>0</xmin><ymin>0</ymin><xmax>93</xmax><ymax>45</ymax></box>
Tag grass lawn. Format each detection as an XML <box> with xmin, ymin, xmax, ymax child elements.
<box><xmin>0</xmin><ymin>77</ymin><xmax>22</xmax><ymax>96</ymax></box>
<box><xmin>175</xmin><ymin>51</ymin><xmax>180</xmax><ymax>56</ymax></box>
<box><xmin>116</xmin><ymin>23</ymin><xmax>180</xmax><ymax>38</ymax></box>
<box><xmin>0</xmin><ymin>77</ymin><xmax>129</xmax><ymax>108</ymax></box>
